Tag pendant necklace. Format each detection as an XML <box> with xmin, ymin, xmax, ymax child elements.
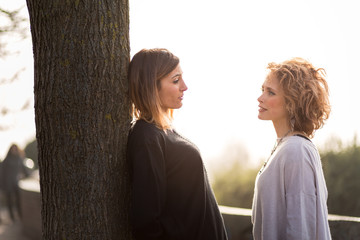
<box><xmin>258</xmin><ymin>130</ymin><xmax>292</xmax><ymax>175</ymax></box>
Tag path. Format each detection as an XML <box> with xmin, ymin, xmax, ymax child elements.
<box><xmin>0</xmin><ymin>208</ymin><xmax>31</xmax><ymax>240</ymax></box>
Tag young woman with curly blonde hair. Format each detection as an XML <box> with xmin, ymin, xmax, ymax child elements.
<box><xmin>252</xmin><ymin>58</ymin><xmax>332</xmax><ymax>239</ymax></box>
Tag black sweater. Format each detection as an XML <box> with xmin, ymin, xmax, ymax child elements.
<box><xmin>127</xmin><ymin>120</ymin><xmax>228</xmax><ymax>240</ymax></box>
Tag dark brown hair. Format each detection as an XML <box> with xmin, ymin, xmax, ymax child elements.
<box><xmin>5</xmin><ymin>144</ymin><xmax>24</xmax><ymax>158</ymax></box>
<box><xmin>128</xmin><ymin>48</ymin><xmax>179</xmax><ymax>129</ymax></box>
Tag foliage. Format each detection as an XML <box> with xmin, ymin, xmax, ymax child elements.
<box><xmin>0</xmin><ymin>5</ymin><xmax>30</xmax><ymax>129</ymax></box>
<box><xmin>212</xmin><ymin>162</ymin><xmax>259</xmax><ymax>209</ymax></box>
<box><xmin>0</xmin><ymin>6</ymin><xmax>28</xmax><ymax>59</ymax></box>
<box><xmin>211</xmin><ymin>142</ymin><xmax>260</xmax><ymax>209</ymax></box>
<box><xmin>320</xmin><ymin>135</ymin><xmax>360</xmax><ymax>217</ymax></box>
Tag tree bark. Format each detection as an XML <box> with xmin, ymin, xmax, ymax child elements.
<box><xmin>26</xmin><ymin>0</ymin><xmax>132</xmax><ymax>239</ymax></box>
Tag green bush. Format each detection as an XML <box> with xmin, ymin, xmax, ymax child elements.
<box><xmin>321</xmin><ymin>136</ymin><xmax>360</xmax><ymax>217</ymax></box>
<box><xmin>210</xmin><ymin>142</ymin><xmax>260</xmax><ymax>209</ymax></box>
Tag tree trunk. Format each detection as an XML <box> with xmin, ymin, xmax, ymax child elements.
<box><xmin>26</xmin><ymin>1</ymin><xmax>132</xmax><ymax>239</ymax></box>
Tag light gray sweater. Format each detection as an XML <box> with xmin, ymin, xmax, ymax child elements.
<box><xmin>252</xmin><ymin>136</ymin><xmax>332</xmax><ymax>240</ymax></box>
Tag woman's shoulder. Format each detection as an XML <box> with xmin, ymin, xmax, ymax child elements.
<box><xmin>129</xmin><ymin>119</ymin><xmax>166</xmax><ymax>143</ymax></box>
<box><xmin>131</xmin><ymin>119</ymin><xmax>157</xmax><ymax>131</ymax></box>
<box><xmin>282</xmin><ymin>135</ymin><xmax>316</xmax><ymax>151</ymax></box>
<box><xmin>278</xmin><ymin>136</ymin><xmax>318</xmax><ymax>162</ymax></box>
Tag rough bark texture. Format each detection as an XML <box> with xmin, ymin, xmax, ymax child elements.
<box><xmin>26</xmin><ymin>0</ymin><xmax>132</xmax><ymax>239</ymax></box>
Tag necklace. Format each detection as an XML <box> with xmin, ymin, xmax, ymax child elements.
<box><xmin>258</xmin><ymin>130</ymin><xmax>292</xmax><ymax>175</ymax></box>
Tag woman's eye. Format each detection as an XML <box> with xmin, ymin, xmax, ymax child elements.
<box><xmin>268</xmin><ymin>91</ymin><xmax>275</xmax><ymax>96</ymax></box>
<box><xmin>173</xmin><ymin>79</ymin><xmax>179</xmax><ymax>84</ymax></box>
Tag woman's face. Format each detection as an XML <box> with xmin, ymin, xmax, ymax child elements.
<box><xmin>257</xmin><ymin>73</ymin><xmax>288</xmax><ymax>123</ymax></box>
<box><xmin>158</xmin><ymin>64</ymin><xmax>188</xmax><ymax>111</ymax></box>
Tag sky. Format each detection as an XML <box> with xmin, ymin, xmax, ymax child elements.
<box><xmin>1</xmin><ymin>0</ymin><xmax>360</xmax><ymax>169</ymax></box>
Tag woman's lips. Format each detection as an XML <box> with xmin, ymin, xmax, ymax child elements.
<box><xmin>258</xmin><ymin>106</ymin><xmax>267</xmax><ymax>112</ymax></box>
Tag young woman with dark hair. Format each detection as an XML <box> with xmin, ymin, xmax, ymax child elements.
<box><xmin>127</xmin><ymin>48</ymin><xmax>228</xmax><ymax>240</ymax></box>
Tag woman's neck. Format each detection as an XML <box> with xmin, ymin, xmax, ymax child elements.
<box><xmin>273</xmin><ymin>120</ymin><xmax>291</xmax><ymax>138</ymax></box>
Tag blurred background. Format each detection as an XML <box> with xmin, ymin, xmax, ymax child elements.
<box><xmin>1</xmin><ymin>0</ymin><xmax>359</xmax><ymax>231</ymax></box>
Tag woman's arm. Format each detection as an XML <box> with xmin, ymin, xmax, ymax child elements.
<box><xmin>128</xmin><ymin>129</ymin><xmax>168</xmax><ymax>240</ymax></box>
<box><xmin>283</xmin><ymin>144</ymin><xmax>317</xmax><ymax>239</ymax></box>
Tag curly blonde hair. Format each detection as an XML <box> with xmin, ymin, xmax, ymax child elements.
<box><xmin>267</xmin><ymin>58</ymin><xmax>331</xmax><ymax>138</ymax></box>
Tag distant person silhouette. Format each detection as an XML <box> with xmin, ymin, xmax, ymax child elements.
<box><xmin>1</xmin><ymin>144</ymin><xmax>28</xmax><ymax>222</ymax></box>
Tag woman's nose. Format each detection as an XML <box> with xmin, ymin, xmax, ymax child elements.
<box><xmin>181</xmin><ymin>80</ymin><xmax>188</xmax><ymax>91</ymax></box>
